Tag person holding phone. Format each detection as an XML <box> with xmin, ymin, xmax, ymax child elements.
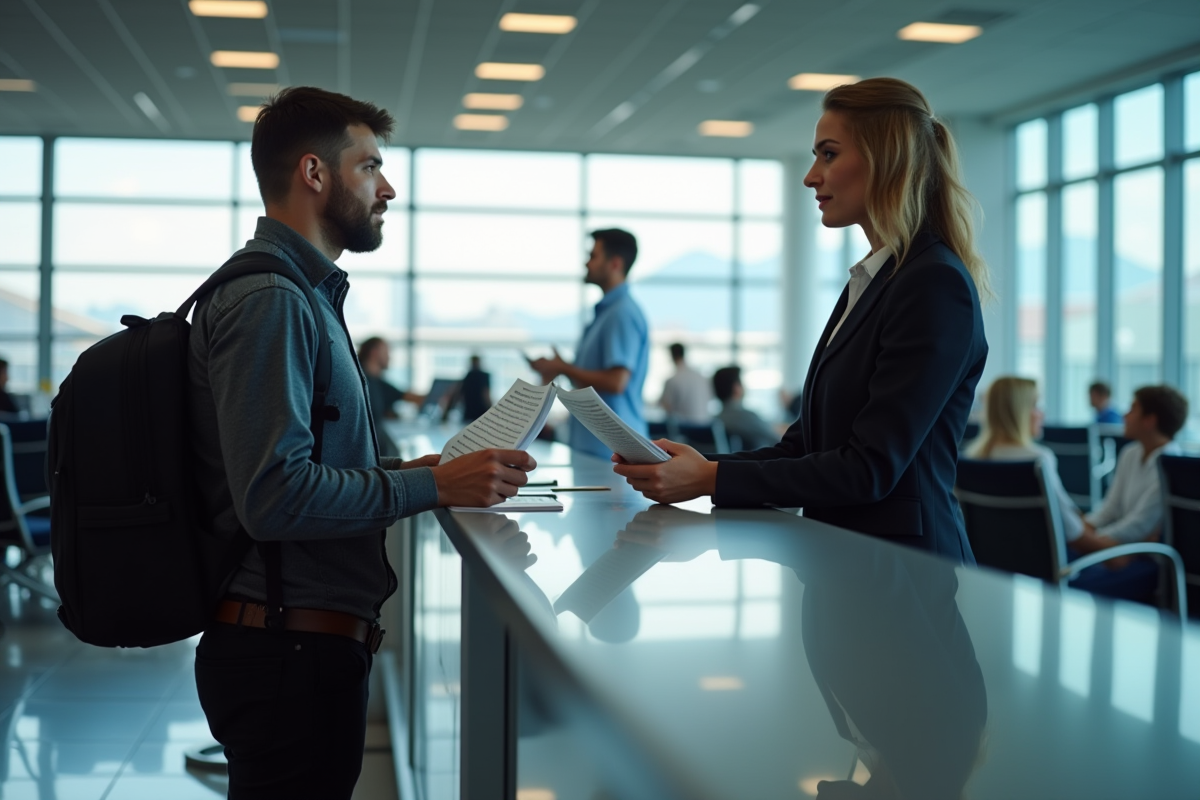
<box><xmin>613</xmin><ymin>77</ymin><xmax>990</xmax><ymax>564</ymax></box>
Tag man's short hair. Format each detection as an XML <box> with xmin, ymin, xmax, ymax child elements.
<box><xmin>669</xmin><ymin>343</ymin><xmax>685</xmax><ymax>362</ymax></box>
<box><xmin>251</xmin><ymin>86</ymin><xmax>396</xmax><ymax>204</ymax></box>
<box><xmin>712</xmin><ymin>366</ymin><xmax>741</xmax><ymax>403</ymax></box>
<box><xmin>1133</xmin><ymin>385</ymin><xmax>1189</xmax><ymax>439</ymax></box>
<box><xmin>590</xmin><ymin>229</ymin><xmax>638</xmax><ymax>275</ymax></box>
<box><xmin>357</xmin><ymin>336</ymin><xmax>385</xmax><ymax>364</ymax></box>
<box><xmin>1088</xmin><ymin>380</ymin><xmax>1112</xmax><ymax>398</ymax></box>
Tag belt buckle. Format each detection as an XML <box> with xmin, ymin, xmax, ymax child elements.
<box><xmin>366</xmin><ymin>624</ymin><xmax>385</xmax><ymax>654</ymax></box>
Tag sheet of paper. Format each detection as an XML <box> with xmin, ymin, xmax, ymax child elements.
<box><xmin>440</xmin><ymin>379</ymin><xmax>556</xmax><ymax>464</ymax></box>
<box><xmin>557</xmin><ymin>387</ymin><xmax>670</xmax><ymax>464</ymax></box>
<box><xmin>450</xmin><ymin>495</ymin><xmax>563</xmax><ymax>513</ymax></box>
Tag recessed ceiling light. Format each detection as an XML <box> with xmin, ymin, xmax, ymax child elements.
<box><xmin>475</xmin><ymin>62</ymin><xmax>545</xmax><ymax>81</ymax></box>
<box><xmin>211</xmin><ymin>51</ymin><xmax>280</xmax><ymax>69</ymax></box>
<box><xmin>0</xmin><ymin>79</ymin><xmax>36</xmax><ymax>92</ymax></box>
<box><xmin>698</xmin><ymin>120</ymin><xmax>753</xmax><ymax>137</ymax></box>
<box><xmin>699</xmin><ymin>675</ymin><xmax>745</xmax><ymax>691</ymax></box>
<box><xmin>454</xmin><ymin>113</ymin><xmax>509</xmax><ymax>131</ymax></box>
<box><xmin>189</xmin><ymin>0</ymin><xmax>268</xmax><ymax>18</ymax></box>
<box><xmin>897</xmin><ymin>22</ymin><xmax>983</xmax><ymax>43</ymax></box>
<box><xmin>787</xmin><ymin>72</ymin><xmax>859</xmax><ymax>91</ymax></box>
<box><xmin>227</xmin><ymin>82</ymin><xmax>280</xmax><ymax>97</ymax></box>
<box><xmin>237</xmin><ymin>105</ymin><xmax>262</xmax><ymax>122</ymax></box>
<box><xmin>464</xmin><ymin>93</ymin><xmax>524</xmax><ymax>111</ymax></box>
<box><xmin>499</xmin><ymin>13</ymin><xmax>577</xmax><ymax>34</ymax></box>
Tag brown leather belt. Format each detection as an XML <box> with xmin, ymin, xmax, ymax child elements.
<box><xmin>215</xmin><ymin>599</ymin><xmax>385</xmax><ymax>654</ymax></box>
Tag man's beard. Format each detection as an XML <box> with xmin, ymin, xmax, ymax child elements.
<box><xmin>321</xmin><ymin>171</ymin><xmax>385</xmax><ymax>253</ymax></box>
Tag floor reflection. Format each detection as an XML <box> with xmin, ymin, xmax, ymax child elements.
<box><xmin>0</xmin><ymin>589</ymin><xmax>220</xmax><ymax>800</ymax></box>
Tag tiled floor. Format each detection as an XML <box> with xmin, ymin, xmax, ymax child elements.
<box><xmin>0</xmin><ymin>588</ymin><xmax>398</xmax><ymax>800</ymax></box>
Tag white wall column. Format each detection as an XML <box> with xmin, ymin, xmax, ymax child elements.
<box><xmin>951</xmin><ymin>117</ymin><xmax>1012</xmax><ymax>386</ymax></box>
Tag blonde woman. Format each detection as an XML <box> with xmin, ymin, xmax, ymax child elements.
<box><xmin>968</xmin><ymin>377</ymin><xmax>1083</xmax><ymax>542</ymax></box>
<box><xmin>615</xmin><ymin>77</ymin><xmax>988</xmax><ymax>563</ymax></box>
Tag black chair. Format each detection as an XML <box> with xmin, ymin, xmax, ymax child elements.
<box><xmin>960</xmin><ymin>421</ymin><xmax>980</xmax><ymax>447</ymax></box>
<box><xmin>1094</xmin><ymin>423</ymin><xmax>1131</xmax><ymax>497</ymax></box>
<box><xmin>1038</xmin><ymin>424</ymin><xmax>1100</xmax><ymax>511</ymax></box>
<box><xmin>0</xmin><ymin>421</ymin><xmax>57</xmax><ymax>601</ymax></box>
<box><xmin>1159</xmin><ymin>455</ymin><xmax>1200</xmax><ymax>620</ymax></box>
<box><xmin>647</xmin><ymin>421</ymin><xmax>672</xmax><ymax>441</ymax></box>
<box><xmin>955</xmin><ymin>458</ymin><xmax>1186</xmax><ymax>614</ymax></box>
<box><xmin>675</xmin><ymin>420</ymin><xmax>730</xmax><ymax>455</ymax></box>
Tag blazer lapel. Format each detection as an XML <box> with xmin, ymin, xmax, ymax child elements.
<box><xmin>817</xmin><ymin>261</ymin><xmax>893</xmax><ymax>365</ymax></box>
<box><xmin>802</xmin><ymin>286</ymin><xmax>849</xmax><ymax>446</ymax></box>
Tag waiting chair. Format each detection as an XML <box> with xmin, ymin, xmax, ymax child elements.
<box><xmin>955</xmin><ymin>458</ymin><xmax>1186</xmax><ymax>614</ymax></box>
<box><xmin>960</xmin><ymin>421</ymin><xmax>980</xmax><ymax>448</ymax></box>
<box><xmin>1159</xmin><ymin>455</ymin><xmax>1200</xmax><ymax>620</ymax></box>
<box><xmin>0</xmin><ymin>421</ymin><xmax>57</xmax><ymax>601</ymax></box>
<box><xmin>1038</xmin><ymin>424</ymin><xmax>1100</xmax><ymax>510</ymax></box>
<box><xmin>1095</xmin><ymin>423</ymin><xmax>1131</xmax><ymax>497</ymax></box>
<box><xmin>675</xmin><ymin>420</ymin><xmax>730</xmax><ymax>455</ymax></box>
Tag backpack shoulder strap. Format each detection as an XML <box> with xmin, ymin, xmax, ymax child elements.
<box><xmin>183</xmin><ymin>252</ymin><xmax>338</xmax><ymax>627</ymax></box>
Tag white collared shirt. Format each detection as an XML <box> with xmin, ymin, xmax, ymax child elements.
<box><xmin>828</xmin><ymin>247</ymin><xmax>892</xmax><ymax>344</ymax></box>
<box><xmin>1084</xmin><ymin>440</ymin><xmax>1181</xmax><ymax>543</ymax></box>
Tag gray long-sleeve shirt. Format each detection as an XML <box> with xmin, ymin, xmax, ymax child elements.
<box><xmin>188</xmin><ymin>217</ymin><xmax>438</xmax><ymax>621</ymax></box>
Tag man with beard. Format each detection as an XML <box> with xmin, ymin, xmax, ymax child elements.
<box><xmin>188</xmin><ymin>87</ymin><xmax>533</xmax><ymax>798</ymax></box>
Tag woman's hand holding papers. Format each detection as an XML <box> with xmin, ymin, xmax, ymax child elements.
<box><xmin>432</xmin><ymin>449</ymin><xmax>537</xmax><ymax>508</ymax></box>
<box><xmin>611</xmin><ymin>439</ymin><xmax>718</xmax><ymax>505</ymax></box>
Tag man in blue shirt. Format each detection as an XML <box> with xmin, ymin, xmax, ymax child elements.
<box><xmin>530</xmin><ymin>229</ymin><xmax>649</xmax><ymax>458</ymax></box>
<box><xmin>1089</xmin><ymin>380</ymin><xmax>1123</xmax><ymax>423</ymax></box>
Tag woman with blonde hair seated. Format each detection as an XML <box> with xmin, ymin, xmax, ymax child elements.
<box><xmin>967</xmin><ymin>376</ymin><xmax>1083</xmax><ymax>542</ymax></box>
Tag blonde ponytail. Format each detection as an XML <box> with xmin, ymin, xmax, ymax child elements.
<box><xmin>823</xmin><ymin>78</ymin><xmax>993</xmax><ymax>304</ymax></box>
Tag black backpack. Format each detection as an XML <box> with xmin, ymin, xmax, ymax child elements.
<box><xmin>49</xmin><ymin>252</ymin><xmax>334</xmax><ymax>648</ymax></box>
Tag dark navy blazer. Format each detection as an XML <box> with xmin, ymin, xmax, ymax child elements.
<box><xmin>712</xmin><ymin>231</ymin><xmax>987</xmax><ymax>563</ymax></box>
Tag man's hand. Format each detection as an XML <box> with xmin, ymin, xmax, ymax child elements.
<box><xmin>431</xmin><ymin>449</ymin><xmax>536</xmax><ymax>507</ymax></box>
<box><xmin>611</xmin><ymin>440</ymin><xmax>718</xmax><ymax>505</ymax></box>
<box><xmin>528</xmin><ymin>347</ymin><xmax>569</xmax><ymax>384</ymax></box>
<box><xmin>399</xmin><ymin>454</ymin><xmax>441</xmax><ymax>470</ymax></box>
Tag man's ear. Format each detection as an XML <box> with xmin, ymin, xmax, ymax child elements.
<box><xmin>297</xmin><ymin>154</ymin><xmax>326</xmax><ymax>194</ymax></box>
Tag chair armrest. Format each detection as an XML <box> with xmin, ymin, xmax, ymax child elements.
<box><xmin>17</xmin><ymin>496</ymin><xmax>50</xmax><ymax>515</ymax></box>
<box><xmin>1060</xmin><ymin>542</ymin><xmax>1187</xmax><ymax>617</ymax></box>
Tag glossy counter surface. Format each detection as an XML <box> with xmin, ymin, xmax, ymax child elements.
<box><xmin>411</xmin><ymin>437</ymin><xmax>1200</xmax><ymax>800</ymax></box>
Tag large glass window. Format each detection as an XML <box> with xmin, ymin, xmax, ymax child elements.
<box><xmin>0</xmin><ymin>137</ymin><xmax>44</xmax><ymax>393</ymax></box>
<box><xmin>1016</xmin><ymin>192</ymin><xmax>1048</xmax><ymax>389</ymax></box>
<box><xmin>1113</xmin><ymin>168</ymin><xmax>1163</xmax><ymax>401</ymax></box>
<box><xmin>1114</xmin><ymin>85</ymin><xmax>1164</xmax><ymax>169</ymax></box>
<box><xmin>1184</xmin><ymin>160</ymin><xmax>1200</xmax><ymax>433</ymax></box>
<box><xmin>1061</xmin><ymin>181</ymin><xmax>1098</xmax><ymax>423</ymax></box>
<box><xmin>1011</xmin><ymin>73</ymin><xmax>1200</xmax><ymax>437</ymax></box>
<box><xmin>15</xmin><ymin>137</ymin><xmax>784</xmax><ymax>421</ymax></box>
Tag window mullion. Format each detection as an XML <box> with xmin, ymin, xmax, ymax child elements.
<box><xmin>1163</xmin><ymin>75</ymin><xmax>1185</xmax><ymax>387</ymax></box>
<box><xmin>1046</xmin><ymin>115</ymin><xmax>1064</xmax><ymax>419</ymax></box>
<box><xmin>1096</xmin><ymin>99</ymin><xmax>1116</xmax><ymax>386</ymax></box>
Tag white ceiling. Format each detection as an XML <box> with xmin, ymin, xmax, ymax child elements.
<box><xmin>0</xmin><ymin>0</ymin><xmax>1197</xmax><ymax>157</ymax></box>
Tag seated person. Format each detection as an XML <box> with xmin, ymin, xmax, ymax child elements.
<box><xmin>357</xmin><ymin>337</ymin><xmax>424</xmax><ymax>456</ymax></box>
<box><xmin>0</xmin><ymin>358</ymin><xmax>22</xmax><ymax>416</ymax></box>
<box><xmin>1088</xmin><ymin>380</ymin><xmax>1123</xmax><ymax>424</ymax></box>
<box><xmin>1075</xmin><ymin>385</ymin><xmax>1187</xmax><ymax>558</ymax></box>
<box><xmin>659</xmin><ymin>343</ymin><xmax>712</xmax><ymax>424</ymax></box>
<box><xmin>712</xmin><ymin>366</ymin><xmax>778</xmax><ymax>451</ymax></box>
<box><xmin>967</xmin><ymin>377</ymin><xmax>1083</xmax><ymax>541</ymax></box>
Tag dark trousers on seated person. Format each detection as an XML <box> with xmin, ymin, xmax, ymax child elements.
<box><xmin>195</xmin><ymin>623</ymin><xmax>372</xmax><ymax>800</ymax></box>
<box><xmin>1067</xmin><ymin>547</ymin><xmax>1159</xmax><ymax>605</ymax></box>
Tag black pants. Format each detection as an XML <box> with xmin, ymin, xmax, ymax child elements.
<box><xmin>195</xmin><ymin>623</ymin><xmax>372</xmax><ymax>800</ymax></box>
